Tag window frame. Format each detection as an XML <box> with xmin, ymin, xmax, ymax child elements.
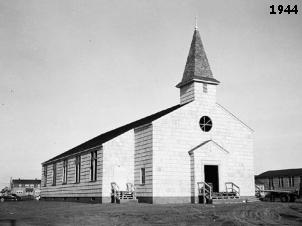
<box><xmin>75</xmin><ymin>155</ymin><xmax>81</xmax><ymax>183</ymax></box>
<box><xmin>52</xmin><ymin>163</ymin><xmax>57</xmax><ymax>186</ymax></box>
<box><xmin>278</xmin><ymin>177</ymin><xmax>284</xmax><ymax>188</ymax></box>
<box><xmin>281</xmin><ymin>177</ymin><xmax>284</xmax><ymax>187</ymax></box>
<box><xmin>289</xmin><ymin>176</ymin><xmax>295</xmax><ymax>187</ymax></box>
<box><xmin>199</xmin><ymin>116</ymin><xmax>212</xmax><ymax>132</ymax></box>
<box><xmin>268</xmin><ymin>177</ymin><xmax>274</xmax><ymax>189</ymax></box>
<box><xmin>43</xmin><ymin>165</ymin><xmax>47</xmax><ymax>187</ymax></box>
<box><xmin>90</xmin><ymin>151</ymin><xmax>97</xmax><ymax>181</ymax></box>
<box><xmin>140</xmin><ymin>168</ymin><xmax>146</xmax><ymax>185</ymax></box>
<box><xmin>63</xmin><ymin>159</ymin><xmax>68</xmax><ymax>184</ymax></box>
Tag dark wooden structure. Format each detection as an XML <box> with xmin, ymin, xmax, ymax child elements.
<box><xmin>255</xmin><ymin>168</ymin><xmax>302</xmax><ymax>192</ymax></box>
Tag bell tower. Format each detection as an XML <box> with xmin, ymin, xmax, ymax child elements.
<box><xmin>176</xmin><ymin>24</ymin><xmax>219</xmax><ymax>106</ymax></box>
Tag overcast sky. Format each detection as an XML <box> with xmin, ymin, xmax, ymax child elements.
<box><xmin>0</xmin><ymin>0</ymin><xmax>301</xmax><ymax>188</ymax></box>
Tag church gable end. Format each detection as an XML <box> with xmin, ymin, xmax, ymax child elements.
<box><xmin>40</xmin><ymin>23</ymin><xmax>254</xmax><ymax>204</ymax></box>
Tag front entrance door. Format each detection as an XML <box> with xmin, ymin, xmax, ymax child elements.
<box><xmin>204</xmin><ymin>165</ymin><xmax>219</xmax><ymax>192</ymax></box>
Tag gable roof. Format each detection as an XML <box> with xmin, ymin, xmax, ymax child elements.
<box><xmin>216</xmin><ymin>103</ymin><xmax>254</xmax><ymax>132</ymax></box>
<box><xmin>255</xmin><ymin>168</ymin><xmax>302</xmax><ymax>178</ymax></box>
<box><xmin>43</xmin><ymin>104</ymin><xmax>185</xmax><ymax>164</ymax></box>
<box><xmin>12</xmin><ymin>179</ymin><xmax>41</xmax><ymax>184</ymax></box>
<box><xmin>188</xmin><ymin>139</ymin><xmax>229</xmax><ymax>155</ymax></box>
<box><xmin>176</xmin><ymin>28</ymin><xmax>219</xmax><ymax>88</ymax></box>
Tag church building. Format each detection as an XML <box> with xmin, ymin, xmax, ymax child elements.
<box><xmin>41</xmin><ymin>26</ymin><xmax>254</xmax><ymax>204</ymax></box>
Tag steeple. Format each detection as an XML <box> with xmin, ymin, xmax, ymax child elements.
<box><xmin>177</xmin><ymin>25</ymin><xmax>219</xmax><ymax>105</ymax></box>
<box><xmin>176</xmin><ymin>28</ymin><xmax>219</xmax><ymax>88</ymax></box>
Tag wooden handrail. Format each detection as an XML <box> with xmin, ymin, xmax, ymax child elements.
<box><xmin>225</xmin><ymin>182</ymin><xmax>240</xmax><ymax>197</ymax></box>
<box><xmin>197</xmin><ymin>182</ymin><xmax>212</xmax><ymax>204</ymax></box>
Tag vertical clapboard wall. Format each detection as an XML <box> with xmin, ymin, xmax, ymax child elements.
<box><xmin>180</xmin><ymin>82</ymin><xmax>195</xmax><ymax>104</ymax></box>
<box><xmin>134</xmin><ymin>123</ymin><xmax>153</xmax><ymax>203</ymax></box>
<box><xmin>102</xmin><ymin>130</ymin><xmax>135</xmax><ymax>203</ymax></box>
<box><xmin>190</xmin><ymin>152</ymin><xmax>195</xmax><ymax>203</ymax></box>
<box><xmin>40</xmin><ymin>146</ymin><xmax>103</xmax><ymax>199</ymax></box>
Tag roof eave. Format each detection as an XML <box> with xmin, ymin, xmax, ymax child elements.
<box><xmin>42</xmin><ymin>104</ymin><xmax>185</xmax><ymax>165</ymax></box>
<box><xmin>42</xmin><ymin>144</ymin><xmax>103</xmax><ymax>165</ymax></box>
<box><xmin>176</xmin><ymin>77</ymin><xmax>220</xmax><ymax>88</ymax></box>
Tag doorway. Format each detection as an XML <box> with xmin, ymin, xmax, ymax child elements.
<box><xmin>204</xmin><ymin>165</ymin><xmax>219</xmax><ymax>192</ymax></box>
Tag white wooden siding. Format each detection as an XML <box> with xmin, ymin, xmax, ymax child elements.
<box><xmin>134</xmin><ymin>124</ymin><xmax>153</xmax><ymax>198</ymax></box>
<box><xmin>41</xmin><ymin>147</ymin><xmax>103</xmax><ymax>197</ymax></box>
<box><xmin>102</xmin><ymin>130</ymin><xmax>135</xmax><ymax>202</ymax></box>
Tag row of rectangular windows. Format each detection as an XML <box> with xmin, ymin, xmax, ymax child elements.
<box><xmin>43</xmin><ymin>150</ymin><xmax>98</xmax><ymax>187</ymax></box>
<box><xmin>268</xmin><ymin>176</ymin><xmax>300</xmax><ymax>188</ymax></box>
<box><xmin>14</xmin><ymin>184</ymin><xmax>40</xmax><ymax>188</ymax></box>
<box><xmin>43</xmin><ymin>150</ymin><xmax>146</xmax><ymax>187</ymax></box>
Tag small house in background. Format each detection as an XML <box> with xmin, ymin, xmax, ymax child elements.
<box><xmin>255</xmin><ymin>168</ymin><xmax>302</xmax><ymax>191</ymax></box>
<box><xmin>10</xmin><ymin>178</ymin><xmax>41</xmax><ymax>197</ymax></box>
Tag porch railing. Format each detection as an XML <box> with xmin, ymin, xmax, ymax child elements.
<box><xmin>197</xmin><ymin>181</ymin><xmax>212</xmax><ymax>204</ymax></box>
<box><xmin>225</xmin><ymin>182</ymin><xmax>240</xmax><ymax>197</ymax></box>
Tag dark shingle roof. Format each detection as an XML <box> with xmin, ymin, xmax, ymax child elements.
<box><xmin>176</xmin><ymin>29</ymin><xmax>219</xmax><ymax>88</ymax></box>
<box><xmin>43</xmin><ymin>104</ymin><xmax>185</xmax><ymax>164</ymax></box>
<box><xmin>12</xmin><ymin>179</ymin><xmax>41</xmax><ymax>184</ymax></box>
<box><xmin>255</xmin><ymin>168</ymin><xmax>302</xmax><ymax>178</ymax></box>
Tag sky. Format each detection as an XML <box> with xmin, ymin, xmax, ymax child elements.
<box><xmin>0</xmin><ymin>0</ymin><xmax>301</xmax><ymax>188</ymax></box>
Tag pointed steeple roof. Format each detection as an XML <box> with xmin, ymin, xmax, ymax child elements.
<box><xmin>176</xmin><ymin>28</ymin><xmax>219</xmax><ymax>88</ymax></box>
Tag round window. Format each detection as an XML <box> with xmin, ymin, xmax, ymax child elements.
<box><xmin>199</xmin><ymin>116</ymin><xmax>212</xmax><ymax>132</ymax></box>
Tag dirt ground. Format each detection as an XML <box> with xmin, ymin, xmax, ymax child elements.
<box><xmin>0</xmin><ymin>201</ymin><xmax>302</xmax><ymax>226</ymax></box>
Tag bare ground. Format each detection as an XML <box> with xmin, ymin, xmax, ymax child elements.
<box><xmin>0</xmin><ymin>201</ymin><xmax>302</xmax><ymax>226</ymax></box>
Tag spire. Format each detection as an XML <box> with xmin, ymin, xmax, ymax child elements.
<box><xmin>176</xmin><ymin>27</ymin><xmax>219</xmax><ymax>88</ymax></box>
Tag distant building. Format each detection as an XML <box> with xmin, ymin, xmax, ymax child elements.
<box><xmin>10</xmin><ymin>179</ymin><xmax>41</xmax><ymax>197</ymax></box>
<box><xmin>255</xmin><ymin>168</ymin><xmax>302</xmax><ymax>191</ymax></box>
<box><xmin>254</xmin><ymin>179</ymin><xmax>264</xmax><ymax>190</ymax></box>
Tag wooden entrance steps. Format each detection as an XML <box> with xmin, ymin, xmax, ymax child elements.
<box><xmin>212</xmin><ymin>192</ymin><xmax>239</xmax><ymax>200</ymax></box>
<box><xmin>119</xmin><ymin>191</ymin><xmax>135</xmax><ymax>200</ymax></box>
<box><xmin>117</xmin><ymin>191</ymin><xmax>138</xmax><ymax>203</ymax></box>
<box><xmin>111</xmin><ymin>182</ymin><xmax>138</xmax><ymax>204</ymax></box>
<box><xmin>197</xmin><ymin>181</ymin><xmax>241</xmax><ymax>204</ymax></box>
